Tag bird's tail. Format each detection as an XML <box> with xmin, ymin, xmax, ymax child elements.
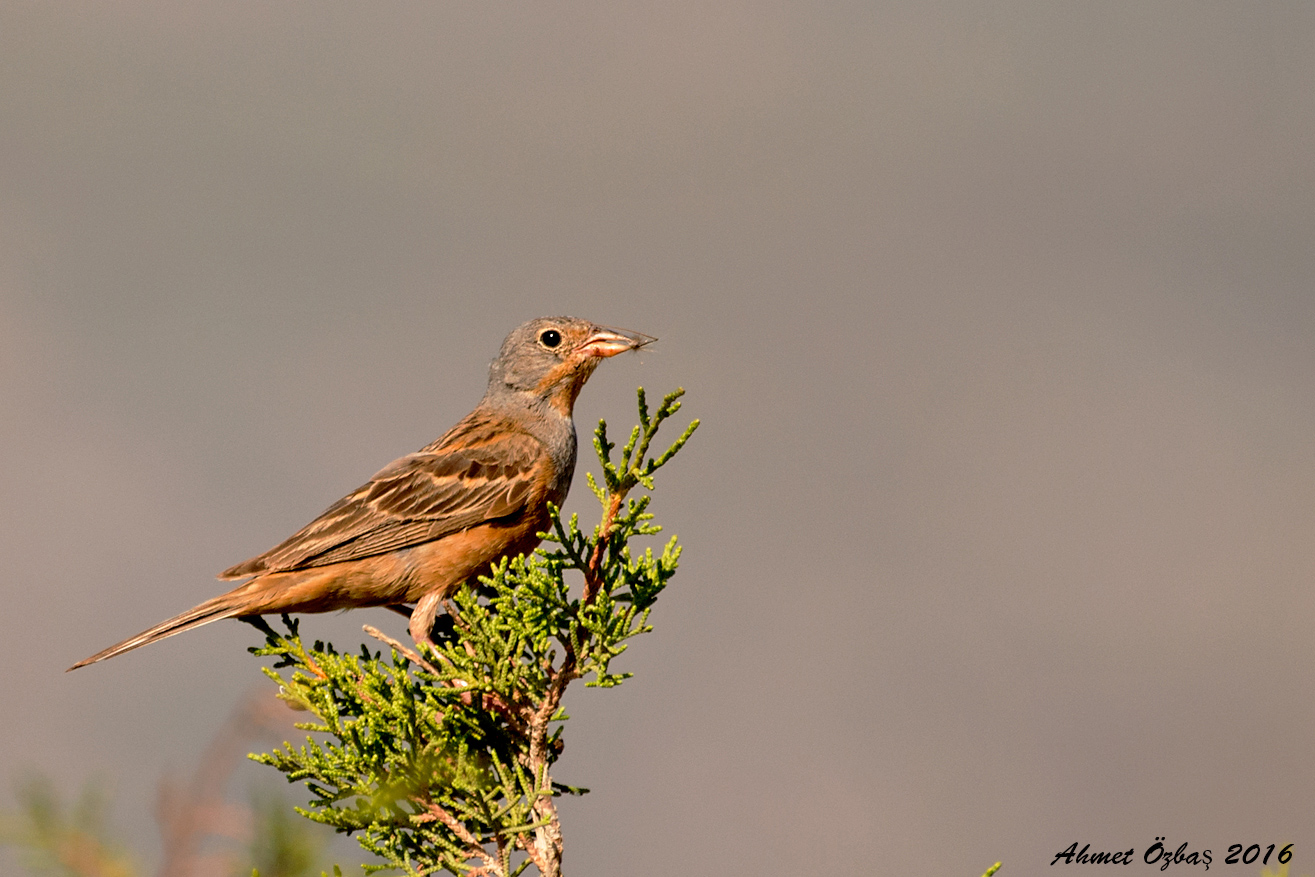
<box><xmin>67</xmin><ymin>588</ymin><xmax>255</xmax><ymax>671</ymax></box>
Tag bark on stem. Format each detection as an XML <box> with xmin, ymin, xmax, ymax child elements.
<box><xmin>582</xmin><ymin>490</ymin><xmax>626</xmax><ymax>605</ymax></box>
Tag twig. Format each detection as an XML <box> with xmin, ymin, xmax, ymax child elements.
<box><xmin>416</xmin><ymin>801</ymin><xmax>500</xmax><ymax>876</ymax></box>
<box><xmin>583</xmin><ymin>490</ymin><xmax>626</xmax><ymax>604</ymax></box>
<box><xmin>362</xmin><ymin>624</ymin><xmax>444</xmax><ymax>677</ymax></box>
<box><xmin>517</xmin><ymin>831</ymin><xmax>548</xmax><ymax>875</ymax></box>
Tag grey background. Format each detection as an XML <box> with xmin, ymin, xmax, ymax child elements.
<box><xmin>3</xmin><ymin>3</ymin><xmax>1314</xmax><ymax>874</ymax></box>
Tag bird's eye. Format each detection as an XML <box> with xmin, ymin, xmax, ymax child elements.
<box><xmin>539</xmin><ymin>329</ymin><xmax>562</xmax><ymax>349</ymax></box>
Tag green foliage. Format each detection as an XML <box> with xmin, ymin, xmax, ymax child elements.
<box><xmin>0</xmin><ymin>774</ymin><xmax>341</xmax><ymax>877</ymax></box>
<box><xmin>242</xmin><ymin>787</ymin><xmax>330</xmax><ymax>877</ymax></box>
<box><xmin>247</xmin><ymin>389</ymin><xmax>698</xmax><ymax>877</ymax></box>
<box><xmin>0</xmin><ymin>777</ymin><xmax>136</xmax><ymax>877</ymax></box>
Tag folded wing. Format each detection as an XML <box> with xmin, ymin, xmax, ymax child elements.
<box><xmin>220</xmin><ymin>427</ymin><xmax>543</xmax><ymax>579</ymax></box>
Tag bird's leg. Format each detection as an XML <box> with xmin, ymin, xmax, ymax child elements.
<box><xmin>385</xmin><ymin>604</ymin><xmax>414</xmax><ymax>619</ymax></box>
<box><xmin>409</xmin><ymin>591</ymin><xmax>444</xmax><ymax>648</ymax></box>
<box><xmin>407</xmin><ymin>590</ymin><xmax>514</xmax><ymax>721</ymax></box>
<box><xmin>405</xmin><ymin>592</ymin><xmax>472</xmax><ymax>699</ymax></box>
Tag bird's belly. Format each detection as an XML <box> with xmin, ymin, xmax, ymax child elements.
<box><xmin>240</xmin><ymin>515</ymin><xmax>548</xmax><ymax>613</ymax></box>
<box><xmin>392</xmin><ymin>518</ymin><xmax>546</xmax><ymax>603</ymax></box>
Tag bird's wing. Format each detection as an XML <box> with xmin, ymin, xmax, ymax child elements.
<box><xmin>219</xmin><ymin>425</ymin><xmax>545</xmax><ymax>578</ymax></box>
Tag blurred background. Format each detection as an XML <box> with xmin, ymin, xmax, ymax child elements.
<box><xmin>2</xmin><ymin>3</ymin><xmax>1314</xmax><ymax>874</ymax></box>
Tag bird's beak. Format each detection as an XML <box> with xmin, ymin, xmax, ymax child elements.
<box><xmin>578</xmin><ymin>326</ymin><xmax>656</xmax><ymax>358</ymax></box>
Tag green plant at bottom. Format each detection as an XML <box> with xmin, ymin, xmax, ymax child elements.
<box><xmin>0</xmin><ymin>775</ymin><xmax>335</xmax><ymax>877</ymax></box>
<box><xmin>0</xmin><ymin>777</ymin><xmax>136</xmax><ymax>877</ymax></box>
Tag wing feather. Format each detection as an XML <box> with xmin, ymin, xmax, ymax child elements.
<box><xmin>220</xmin><ymin>422</ymin><xmax>544</xmax><ymax>578</ymax></box>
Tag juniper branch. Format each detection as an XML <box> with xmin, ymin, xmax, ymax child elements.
<box><xmin>246</xmin><ymin>388</ymin><xmax>697</xmax><ymax>876</ymax></box>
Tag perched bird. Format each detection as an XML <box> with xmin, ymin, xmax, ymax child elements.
<box><xmin>70</xmin><ymin>317</ymin><xmax>652</xmax><ymax>670</ymax></box>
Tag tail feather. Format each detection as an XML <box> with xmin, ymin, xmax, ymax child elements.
<box><xmin>67</xmin><ymin>591</ymin><xmax>251</xmax><ymax>671</ymax></box>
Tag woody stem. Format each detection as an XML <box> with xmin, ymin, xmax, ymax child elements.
<box><xmin>522</xmin><ymin>656</ymin><xmax>576</xmax><ymax>877</ymax></box>
<box><xmin>582</xmin><ymin>489</ymin><xmax>626</xmax><ymax>605</ymax></box>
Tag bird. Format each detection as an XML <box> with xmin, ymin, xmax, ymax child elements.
<box><xmin>69</xmin><ymin>316</ymin><xmax>653</xmax><ymax>670</ymax></box>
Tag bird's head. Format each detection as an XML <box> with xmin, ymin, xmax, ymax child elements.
<box><xmin>487</xmin><ymin>316</ymin><xmax>654</xmax><ymax>415</ymax></box>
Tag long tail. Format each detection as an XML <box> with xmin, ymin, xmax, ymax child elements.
<box><xmin>67</xmin><ymin>589</ymin><xmax>254</xmax><ymax>671</ymax></box>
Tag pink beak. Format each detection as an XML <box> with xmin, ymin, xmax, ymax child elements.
<box><xmin>579</xmin><ymin>326</ymin><xmax>656</xmax><ymax>358</ymax></box>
